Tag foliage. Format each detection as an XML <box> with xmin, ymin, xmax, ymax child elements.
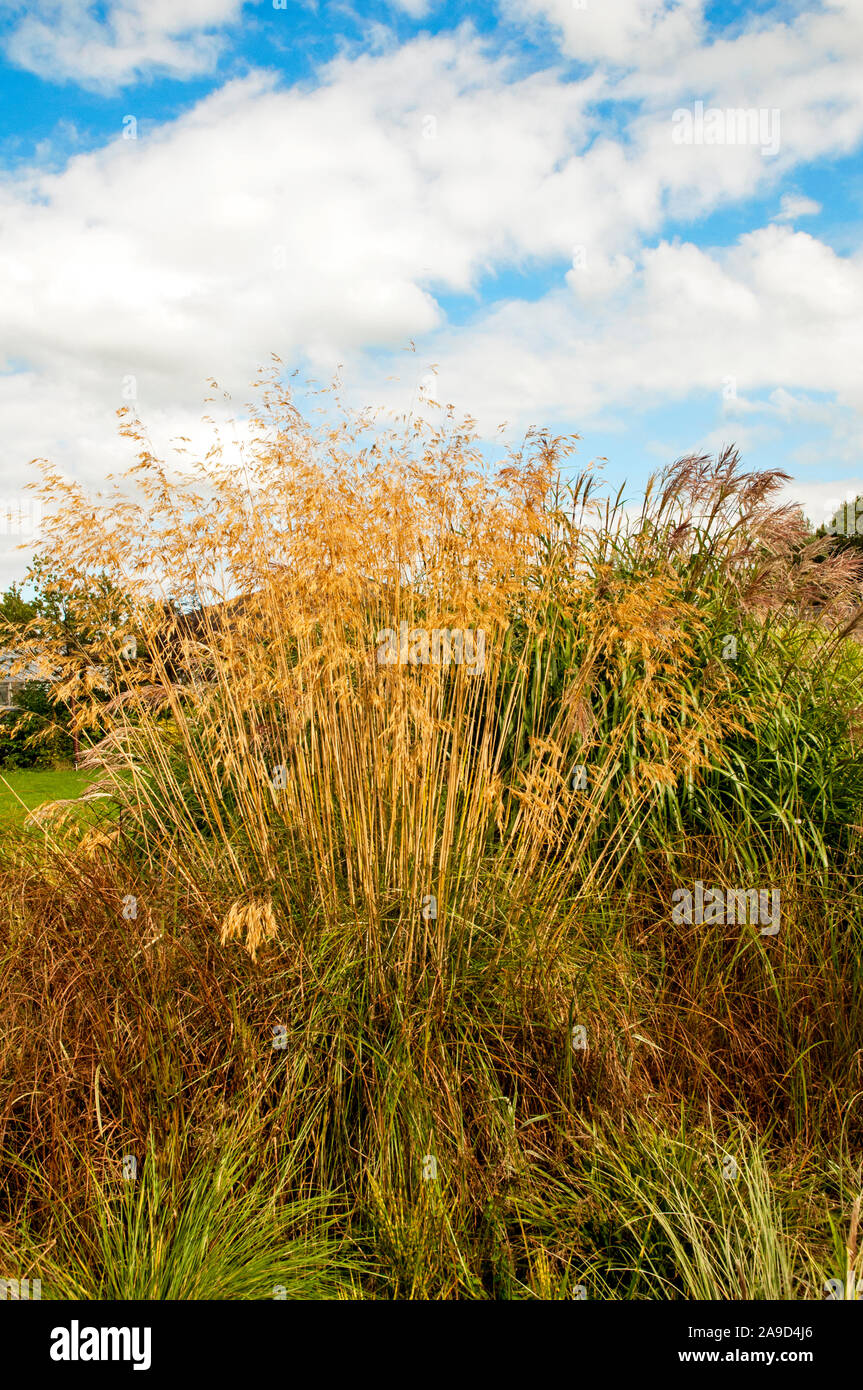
<box><xmin>1</xmin><ymin>374</ymin><xmax>862</xmax><ymax>1299</ymax></box>
<box><xmin>0</xmin><ymin>681</ymin><xmax>74</xmax><ymax>769</ymax></box>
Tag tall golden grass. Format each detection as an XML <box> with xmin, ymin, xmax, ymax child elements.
<box><xmin>2</xmin><ymin>371</ymin><xmax>863</xmax><ymax>1298</ymax></box>
<box><xmin>20</xmin><ymin>375</ymin><xmax>734</xmax><ymax>982</ymax></box>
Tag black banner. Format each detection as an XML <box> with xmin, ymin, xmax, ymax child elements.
<box><xmin>3</xmin><ymin>1298</ymin><xmax>857</xmax><ymax>1378</ymax></box>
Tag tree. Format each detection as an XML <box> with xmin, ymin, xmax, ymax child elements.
<box><xmin>0</xmin><ymin>557</ymin><xmax>140</xmax><ymax>766</ymax></box>
<box><xmin>0</xmin><ymin>681</ymin><xmax>74</xmax><ymax>769</ymax></box>
<box><xmin>0</xmin><ymin>582</ymin><xmax>41</xmax><ymax>628</ymax></box>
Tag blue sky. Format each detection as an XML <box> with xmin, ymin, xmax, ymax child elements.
<box><xmin>1</xmin><ymin>0</ymin><xmax>862</xmax><ymax>581</ymax></box>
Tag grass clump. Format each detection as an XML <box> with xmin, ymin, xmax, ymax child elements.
<box><xmin>1</xmin><ymin>370</ymin><xmax>862</xmax><ymax>1298</ymax></box>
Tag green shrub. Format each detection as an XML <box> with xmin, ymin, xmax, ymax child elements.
<box><xmin>0</xmin><ymin>681</ymin><xmax>74</xmax><ymax>769</ymax></box>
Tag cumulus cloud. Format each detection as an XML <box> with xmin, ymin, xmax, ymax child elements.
<box><xmin>0</xmin><ymin>0</ymin><xmax>245</xmax><ymax>90</ymax></box>
<box><xmin>0</xmin><ymin>3</ymin><xmax>862</xmax><ymax>587</ymax></box>
<box><xmin>382</xmin><ymin>227</ymin><xmax>863</xmax><ymax>432</ymax></box>
<box><xmin>507</xmin><ymin>0</ymin><xmax>705</xmax><ymax>68</ymax></box>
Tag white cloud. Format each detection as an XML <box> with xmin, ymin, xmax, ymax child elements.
<box><xmin>774</xmin><ymin>192</ymin><xmax>822</xmax><ymax>222</ymax></box>
<box><xmin>379</xmin><ymin>226</ymin><xmax>863</xmax><ymax>433</ymax></box>
<box><xmin>507</xmin><ymin>0</ymin><xmax>705</xmax><ymax>68</ymax></box>
<box><xmin>0</xmin><ymin>6</ymin><xmax>862</xmax><ymax>590</ymax></box>
<box><xmin>0</xmin><ymin>39</ymin><xmax>609</xmax><ymax>419</ymax></box>
<box><xmin>1</xmin><ymin>0</ymin><xmax>245</xmax><ymax>90</ymax></box>
<box><xmin>390</xmin><ymin>0</ymin><xmax>434</xmax><ymax>17</ymax></box>
<box><xmin>614</xmin><ymin>0</ymin><xmax>863</xmax><ymax>166</ymax></box>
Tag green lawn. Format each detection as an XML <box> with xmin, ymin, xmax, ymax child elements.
<box><xmin>0</xmin><ymin>766</ymin><xmax>101</xmax><ymax>825</ymax></box>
